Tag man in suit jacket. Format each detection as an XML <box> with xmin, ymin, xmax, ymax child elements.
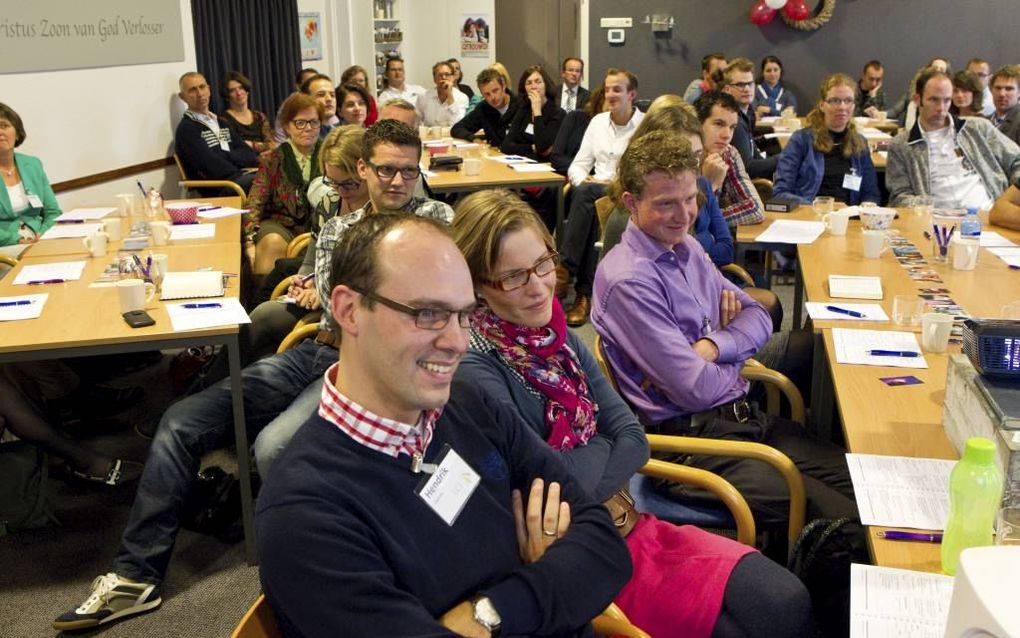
<box><xmin>558</xmin><ymin>57</ymin><xmax>589</xmax><ymax>113</ymax></box>
<box><xmin>991</xmin><ymin>65</ymin><xmax>1020</xmax><ymax>147</ymax></box>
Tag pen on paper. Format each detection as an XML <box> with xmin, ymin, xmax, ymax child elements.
<box><xmin>868</xmin><ymin>349</ymin><xmax>920</xmax><ymax>357</ymax></box>
<box><xmin>826</xmin><ymin>305</ymin><xmax>865</xmax><ymax>318</ymax></box>
<box><xmin>877</xmin><ymin>531</ymin><xmax>942</xmax><ymax>543</ymax></box>
<box><xmin>0</xmin><ymin>300</ymin><xmax>32</xmax><ymax>307</ymax></box>
<box><xmin>56</xmin><ymin>219</ymin><xmax>85</xmax><ymax>224</ymax></box>
<box><xmin>27</xmin><ymin>279</ymin><xmax>65</xmax><ymax>285</ymax></box>
<box><xmin>197</xmin><ymin>206</ymin><xmax>221</xmax><ymax>212</ymax></box>
<box><xmin>182</xmin><ymin>303</ymin><xmax>222</xmax><ymax>309</ymax></box>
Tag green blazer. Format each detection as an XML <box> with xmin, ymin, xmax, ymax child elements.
<box><xmin>0</xmin><ymin>153</ymin><xmax>61</xmax><ymax>246</ymax></box>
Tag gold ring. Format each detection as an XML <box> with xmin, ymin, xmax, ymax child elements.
<box><xmin>542</xmin><ymin>529</ymin><xmax>557</xmax><ymax>537</ymax></box>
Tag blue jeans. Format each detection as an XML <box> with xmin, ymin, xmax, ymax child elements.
<box><xmin>113</xmin><ymin>340</ymin><xmax>336</xmax><ymax>584</ymax></box>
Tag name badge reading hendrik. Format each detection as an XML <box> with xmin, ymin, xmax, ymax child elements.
<box><xmin>414</xmin><ymin>445</ymin><xmax>480</xmax><ymax>526</ymax></box>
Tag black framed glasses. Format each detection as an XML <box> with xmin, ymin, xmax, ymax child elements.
<box><xmin>482</xmin><ymin>252</ymin><xmax>559</xmax><ymax>292</ymax></box>
<box><xmin>364</xmin><ymin>161</ymin><xmax>421</xmax><ymax>181</ymax></box>
<box><xmin>291</xmin><ymin>118</ymin><xmax>321</xmax><ymax>130</ymax></box>
<box><xmin>352</xmin><ymin>286</ymin><xmax>474</xmax><ymax>330</ymax></box>
<box><xmin>728</xmin><ymin>80</ymin><xmax>754</xmax><ymax>89</ymax></box>
<box><xmin>322</xmin><ymin>175</ymin><xmax>362</xmax><ymax>191</ymax></box>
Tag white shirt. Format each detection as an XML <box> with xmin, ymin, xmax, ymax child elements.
<box><xmin>560</xmin><ymin>85</ymin><xmax>580</xmax><ymax>111</ymax></box>
<box><xmin>378</xmin><ymin>83</ymin><xmax>427</xmax><ymax>106</ymax></box>
<box><xmin>923</xmin><ymin>121</ymin><xmax>992</xmax><ymax>209</ymax></box>
<box><xmin>567</xmin><ymin>109</ymin><xmax>645</xmax><ymax>186</ymax></box>
<box><xmin>416</xmin><ymin>88</ymin><xmax>469</xmax><ymax>127</ymax></box>
<box><xmin>6</xmin><ymin>182</ymin><xmax>29</xmax><ymax>213</ymax></box>
<box><xmin>982</xmin><ymin>86</ymin><xmax>996</xmax><ymax>117</ymax></box>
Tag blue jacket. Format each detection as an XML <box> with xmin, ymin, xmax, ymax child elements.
<box><xmin>0</xmin><ymin>153</ymin><xmax>61</xmax><ymax>246</ymax></box>
<box><xmin>693</xmin><ymin>176</ymin><xmax>734</xmax><ymax>267</ymax></box>
<box><xmin>773</xmin><ymin>127</ymin><xmax>880</xmax><ymax>205</ymax></box>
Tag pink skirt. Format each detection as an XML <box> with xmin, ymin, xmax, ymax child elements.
<box><xmin>613</xmin><ymin>514</ymin><xmax>756</xmax><ymax>638</ymax></box>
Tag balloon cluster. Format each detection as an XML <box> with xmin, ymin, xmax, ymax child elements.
<box><xmin>750</xmin><ymin>0</ymin><xmax>810</xmax><ymax>25</ymax></box>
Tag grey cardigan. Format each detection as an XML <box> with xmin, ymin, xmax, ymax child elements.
<box><xmin>886</xmin><ymin>116</ymin><xmax>1020</xmax><ymax>207</ymax></box>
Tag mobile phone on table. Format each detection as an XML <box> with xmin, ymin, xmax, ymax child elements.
<box><xmin>123</xmin><ymin>310</ymin><xmax>155</xmax><ymax>328</ymax></box>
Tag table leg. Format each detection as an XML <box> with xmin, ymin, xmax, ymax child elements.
<box><xmin>793</xmin><ymin>258</ymin><xmax>804</xmax><ymax>330</ymax></box>
<box><xmin>227</xmin><ymin>334</ymin><xmax>256</xmax><ymax>565</ymax></box>
<box><xmin>809</xmin><ymin>331</ymin><xmax>836</xmax><ymax>442</ymax></box>
<box><xmin>555</xmin><ymin>185</ymin><xmax>566</xmax><ymax>241</ymax></box>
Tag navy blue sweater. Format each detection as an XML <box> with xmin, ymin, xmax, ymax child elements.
<box><xmin>257</xmin><ymin>379</ymin><xmax>632</xmax><ymax>638</ymax></box>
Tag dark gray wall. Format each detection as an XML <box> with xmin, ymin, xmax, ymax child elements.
<box><xmin>589</xmin><ymin>0</ymin><xmax>1019</xmax><ymax>109</ymax></box>
<box><xmin>495</xmin><ymin>0</ymin><xmax>579</xmax><ymax>90</ymax></box>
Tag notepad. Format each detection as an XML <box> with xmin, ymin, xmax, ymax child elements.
<box><xmin>39</xmin><ymin>223</ymin><xmax>103</xmax><ymax>240</ymax></box>
<box><xmin>165</xmin><ymin>298</ymin><xmax>251</xmax><ymax>332</ymax></box>
<box><xmin>169</xmin><ymin>224</ymin><xmax>216</xmax><ymax>241</ymax></box>
<box><xmin>12</xmin><ymin>261</ymin><xmax>87</xmax><ymax>285</ymax></box>
<box><xmin>754</xmin><ymin>220</ymin><xmax>825</xmax><ymax>244</ymax></box>
<box><xmin>159</xmin><ymin>271</ymin><xmax>224</xmax><ymax>300</ymax></box>
<box><xmin>829</xmin><ymin>275</ymin><xmax>883</xmax><ymax>300</ymax></box>
<box><xmin>509</xmin><ymin>163</ymin><xmax>555</xmax><ymax>173</ymax></box>
<box><xmin>0</xmin><ymin>294</ymin><xmax>47</xmax><ymax>321</ymax></box>
<box><xmin>56</xmin><ymin>207</ymin><xmax>117</xmax><ymax>222</ymax></box>
<box><xmin>849</xmin><ymin>564</ymin><xmax>953</xmax><ymax>638</ymax></box>
<box><xmin>845</xmin><ymin>453</ymin><xmax>954</xmax><ymax>529</ymax></box>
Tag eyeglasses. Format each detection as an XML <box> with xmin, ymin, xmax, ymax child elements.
<box><xmin>728</xmin><ymin>81</ymin><xmax>754</xmax><ymax>89</ymax></box>
<box><xmin>322</xmin><ymin>175</ymin><xmax>362</xmax><ymax>191</ymax></box>
<box><xmin>435</xmin><ymin>72</ymin><xmax>453</xmax><ymax>79</ymax></box>
<box><xmin>291</xmin><ymin>118</ymin><xmax>321</xmax><ymax>130</ymax></box>
<box><xmin>482</xmin><ymin>252</ymin><xmax>559</xmax><ymax>292</ymax></box>
<box><xmin>365</xmin><ymin>160</ymin><xmax>421</xmax><ymax>181</ymax></box>
<box><xmin>824</xmin><ymin>98</ymin><xmax>856</xmax><ymax>106</ymax></box>
<box><xmin>352</xmin><ymin>286</ymin><xmax>475</xmax><ymax>330</ymax></box>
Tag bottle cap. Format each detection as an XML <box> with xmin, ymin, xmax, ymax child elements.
<box><xmin>962</xmin><ymin>437</ymin><xmax>997</xmax><ymax>465</ymax></box>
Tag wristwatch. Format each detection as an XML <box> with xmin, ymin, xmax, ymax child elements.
<box><xmin>471</xmin><ymin>595</ymin><xmax>502</xmax><ymax>637</ymax></box>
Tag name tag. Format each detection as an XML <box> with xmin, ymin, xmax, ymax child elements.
<box><xmin>842</xmin><ymin>172</ymin><xmax>862</xmax><ymax>191</ymax></box>
<box><xmin>525</xmin><ymin>123</ymin><xmax>535</xmax><ymax>136</ymax></box>
<box><xmin>415</xmin><ymin>445</ymin><xmax>480</xmax><ymax>526</ymax></box>
<box><xmin>26</xmin><ymin>194</ymin><xmax>43</xmax><ymax>208</ymax></box>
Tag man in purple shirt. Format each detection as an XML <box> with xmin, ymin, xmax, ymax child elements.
<box><xmin>591</xmin><ymin>129</ymin><xmax>856</xmax><ymax>534</ymax></box>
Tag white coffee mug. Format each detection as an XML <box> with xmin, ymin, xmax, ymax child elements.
<box><xmin>82</xmin><ymin>231</ymin><xmax>110</xmax><ymax>257</ymax></box>
<box><xmin>103</xmin><ymin>217</ymin><xmax>123</xmax><ymax>242</ymax></box>
<box><xmin>921</xmin><ymin>312</ymin><xmax>954</xmax><ymax>354</ymax></box>
<box><xmin>951</xmin><ymin>237</ymin><xmax>979</xmax><ymax>271</ymax></box>
<box><xmin>822</xmin><ymin>211</ymin><xmax>850</xmax><ymax>236</ymax></box>
<box><xmin>463</xmin><ymin>158</ymin><xmax>482</xmax><ymax>176</ymax></box>
<box><xmin>150</xmin><ymin>221</ymin><xmax>171</xmax><ymax>246</ymax></box>
<box><xmin>862</xmin><ymin>229</ymin><xmax>889</xmax><ymax>259</ymax></box>
<box><xmin>116</xmin><ymin>278</ymin><xmax>156</xmax><ymax>314</ymax></box>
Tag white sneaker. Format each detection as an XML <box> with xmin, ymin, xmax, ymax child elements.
<box><xmin>53</xmin><ymin>573</ymin><xmax>162</xmax><ymax>631</ymax></box>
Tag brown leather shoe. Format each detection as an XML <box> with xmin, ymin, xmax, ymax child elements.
<box><xmin>555</xmin><ymin>264</ymin><xmax>570</xmax><ymax>300</ymax></box>
<box><xmin>566</xmin><ymin>294</ymin><xmax>590</xmax><ymax>327</ymax></box>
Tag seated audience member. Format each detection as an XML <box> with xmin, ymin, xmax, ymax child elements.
<box><xmin>501</xmin><ymin>65</ymin><xmax>565</xmax><ymax>159</ymax></box>
<box><xmin>890</xmin><ymin>58</ymin><xmax>952</xmax><ymax>130</ymax></box>
<box><xmin>773</xmin><ymin>73</ymin><xmax>881</xmax><ymax>207</ymax></box>
<box><xmin>446</xmin><ymin>57</ymin><xmax>475</xmax><ymax>99</ymax></box>
<box><xmin>335</xmin><ymin>83</ymin><xmax>370</xmax><ymax>127</ymax></box>
<box><xmin>293</xmin><ymin>68</ymin><xmax>318</xmax><ymax>92</ymax></box>
<box><xmin>990</xmin><ymin>181</ymin><xmax>1020</xmax><ymax>230</ymax></box>
<box><xmin>451</xmin><ymin>188</ymin><xmax>816</xmax><ymax>638</ymax></box>
<box><xmin>451</xmin><ymin>67</ymin><xmax>520</xmax><ymax>147</ymax></box>
<box><xmin>416</xmin><ymin>61</ymin><xmax>469</xmax><ymax>127</ymax></box>
<box><xmin>257</xmin><ymin>212</ymin><xmax>631</xmax><ymax>637</ymax></box>
<box><xmin>339</xmin><ymin>65</ymin><xmax>378</xmax><ymax>125</ymax></box>
<box><xmin>591</xmin><ymin>130</ymin><xmax>857</xmax><ymax>531</ymax></box>
<box><xmin>754</xmin><ymin>56</ymin><xmax>797</xmax><ymax>117</ymax></box>
<box><xmin>378</xmin><ymin>98</ymin><xmax>419</xmax><ymax>128</ymax></box>
<box><xmin>377</xmin><ymin>57</ymin><xmax>426</xmax><ymax>105</ymax></box>
<box><xmin>174</xmin><ymin>72</ymin><xmax>258</xmax><ymax>193</ymax></box>
<box><xmin>489</xmin><ymin>61</ymin><xmax>513</xmax><ymax>89</ymax></box>
<box><xmin>54</xmin><ymin>121</ymin><xmax>453</xmax><ymax>633</ymax></box>
<box><xmin>247</xmin><ymin>93</ymin><xmax>324</xmax><ymax>276</ymax></box>
<box><xmin>721</xmin><ymin>58</ymin><xmax>777</xmax><ymax>180</ymax></box>
<box><xmin>887</xmin><ymin>68</ymin><xmax>1020</xmax><ymax>208</ymax></box>
<box><xmin>695</xmin><ymin>91</ymin><xmax>765</xmax><ymax>227</ymax></box>
<box><xmin>299</xmin><ymin>74</ymin><xmax>340</xmax><ymax>138</ymax></box>
<box><xmin>558</xmin><ymin>57</ymin><xmax>589</xmax><ymax>112</ymax></box>
<box><xmin>854</xmin><ymin>60</ymin><xmax>887</xmax><ymax>118</ymax></box>
<box><xmin>684</xmin><ymin>53</ymin><xmax>727</xmax><ymax>104</ymax></box>
<box><xmin>561</xmin><ymin>68</ymin><xmax>644</xmax><ymax>327</ymax></box>
<box><xmin>950</xmin><ymin>70</ymin><xmax>986</xmax><ymax>118</ymax></box>
<box><xmin>551</xmin><ymin>83</ymin><xmax>605</xmax><ymax>175</ymax></box>
<box><xmin>990</xmin><ymin>65</ymin><xmax>1020</xmax><ymax>146</ymax></box>
<box><xmin>247</xmin><ymin>125</ymin><xmax>367</xmax><ymax>360</ymax></box>
<box><xmin>966</xmin><ymin>57</ymin><xmax>996</xmax><ymax>117</ymax></box>
<box><xmin>220</xmin><ymin>71</ymin><xmax>275</xmax><ymax>155</ymax></box>
<box><xmin>0</xmin><ymin>102</ymin><xmax>60</xmax><ymax>247</ymax></box>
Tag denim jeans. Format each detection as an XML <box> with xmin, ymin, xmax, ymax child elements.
<box><xmin>113</xmin><ymin>340</ymin><xmax>336</xmax><ymax>584</ymax></box>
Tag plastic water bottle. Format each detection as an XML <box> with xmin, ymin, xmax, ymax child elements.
<box><xmin>960</xmin><ymin>207</ymin><xmax>982</xmax><ymax>240</ymax></box>
<box><xmin>941</xmin><ymin>437</ymin><xmax>1003</xmax><ymax>575</ymax></box>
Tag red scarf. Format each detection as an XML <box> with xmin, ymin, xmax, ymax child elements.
<box><xmin>472</xmin><ymin>299</ymin><xmax>597</xmax><ymax>450</ymax></box>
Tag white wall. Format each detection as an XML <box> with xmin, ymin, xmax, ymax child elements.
<box><xmin>298</xmin><ymin>0</ymin><xmax>334</xmax><ymax>80</ymax></box>
<box><xmin>403</xmin><ymin>0</ymin><xmax>496</xmax><ymax>92</ymax></box>
<box><xmin>1</xmin><ymin>0</ymin><xmax>197</xmax><ymax>209</ymax></box>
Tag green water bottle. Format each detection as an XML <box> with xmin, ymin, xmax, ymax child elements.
<box><xmin>941</xmin><ymin>437</ymin><xmax>1003</xmax><ymax>575</ymax></box>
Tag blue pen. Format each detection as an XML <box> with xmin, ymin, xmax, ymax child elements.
<box><xmin>197</xmin><ymin>206</ymin><xmax>221</xmax><ymax>212</ymax></box>
<box><xmin>0</xmin><ymin>300</ymin><xmax>32</xmax><ymax>307</ymax></box>
<box><xmin>868</xmin><ymin>349</ymin><xmax>921</xmax><ymax>357</ymax></box>
<box><xmin>182</xmin><ymin>302</ymin><xmax>221</xmax><ymax>309</ymax></box>
<box><xmin>27</xmin><ymin>279</ymin><xmax>65</xmax><ymax>285</ymax></box>
<box><xmin>826</xmin><ymin>305</ymin><xmax>865</xmax><ymax>318</ymax></box>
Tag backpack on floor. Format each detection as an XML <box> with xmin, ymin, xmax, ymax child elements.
<box><xmin>0</xmin><ymin>441</ymin><xmax>58</xmax><ymax>536</ymax></box>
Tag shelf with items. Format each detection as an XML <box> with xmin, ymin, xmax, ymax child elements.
<box><xmin>373</xmin><ymin>0</ymin><xmax>397</xmax><ymax>20</ymax></box>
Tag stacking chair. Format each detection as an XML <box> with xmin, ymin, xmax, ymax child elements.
<box><xmin>0</xmin><ymin>254</ymin><xmax>17</xmax><ymax>269</ymax></box>
<box><xmin>285</xmin><ymin>233</ymin><xmax>312</xmax><ymax>259</ymax></box>
<box><xmin>593</xmin><ymin>334</ymin><xmax>806</xmax><ymax>550</ymax></box>
<box><xmin>174</xmin><ymin>153</ymin><xmax>246</xmax><ymax>199</ymax></box>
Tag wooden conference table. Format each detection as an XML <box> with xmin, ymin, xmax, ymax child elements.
<box><xmin>0</xmin><ymin>197</ymin><xmax>260</xmax><ymax>563</ymax></box>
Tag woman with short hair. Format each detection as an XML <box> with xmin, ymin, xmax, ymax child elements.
<box><xmin>0</xmin><ymin>102</ymin><xmax>60</xmax><ymax>248</ymax></box>
<box><xmin>754</xmin><ymin>56</ymin><xmax>798</xmax><ymax>117</ymax></box>
<box><xmin>501</xmin><ymin>66</ymin><xmax>565</xmax><ymax>160</ymax></box>
<box><xmin>951</xmin><ymin>70</ymin><xmax>985</xmax><ymax>118</ymax></box>
<box><xmin>335</xmin><ymin>83</ymin><xmax>371</xmax><ymax>127</ymax></box>
<box><xmin>220</xmin><ymin>71</ymin><xmax>276</xmax><ymax>154</ymax></box>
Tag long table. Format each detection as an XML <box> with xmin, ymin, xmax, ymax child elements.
<box><xmin>0</xmin><ymin>198</ymin><xmax>258</xmax><ymax>563</ymax></box>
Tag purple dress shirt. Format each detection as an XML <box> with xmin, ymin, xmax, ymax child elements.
<box><xmin>591</xmin><ymin>221</ymin><xmax>771</xmax><ymax>425</ymax></box>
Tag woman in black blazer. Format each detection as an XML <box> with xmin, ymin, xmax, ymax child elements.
<box><xmin>501</xmin><ymin>66</ymin><xmax>565</xmax><ymax>160</ymax></box>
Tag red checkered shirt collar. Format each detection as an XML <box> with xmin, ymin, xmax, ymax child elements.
<box><xmin>318</xmin><ymin>363</ymin><xmax>438</xmax><ymax>459</ymax></box>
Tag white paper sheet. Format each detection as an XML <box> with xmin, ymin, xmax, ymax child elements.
<box><xmin>849</xmin><ymin>564</ymin><xmax>953</xmax><ymax>638</ymax></box>
<box><xmin>832</xmin><ymin>328</ymin><xmax>929</xmax><ymax>369</ymax></box>
<box><xmin>758</xmin><ymin>116</ymin><xmax>779</xmax><ymax>125</ymax></box>
<box><xmin>169</xmin><ymin>224</ymin><xmax>216</xmax><ymax>241</ymax></box>
<box><xmin>858</xmin><ymin>127</ymin><xmax>893</xmax><ymax>139</ymax></box>
<box><xmin>39</xmin><ymin>223</ymin><xmax>103</xmax><ymax>240</ymax></box>
<box><xmin>509</xmin><ymin>163</ymin><xmax>556</xmax><ymax>173</ymax></box>
<box><xmin>165</xmin><ymin>298</ymin><xmax>251</xmax><ymax>332</ymax></box>
<box><xmin>805</xmin><ymin>302</ymin><xmax>889</xmax><ymax>321</ymax></box>
<box><xmin>0</xmin><ymin>294</ymin><xmax>47</xmax><ymax>321</ymax></box>
<box><xmin>846</xmin><ymin>453</ymin><xmax>954</xmax><ymax>529</ymax></box>
<box><xmin>754</xmin><ymin>220</ymin><xmax>825</xmax><ymax>244</ymax></box>
<box><xmin>451</xmin><ymin>141</ymin><xmax>479</xmax><ymax>149</ymax></box>
<box><xmin>12</xmin><ymin>261</ymin><xmax>87</xmax><ymax>285</ymax></box>
<box><xmin>489</xmin><ymin>155</ymin><xmax>536</xmax><ymax>164</ymax></box>
<box><xmin>979</xmin><ymin>231</ymin><xmax>1017</xmax><ymax>247</ymax></box>
<box><xmin>55</xmin><ymin>207</ymin><xmax>117</xmax><ymax>222</ymax></box>
<box><xmin>197</xmin><ymin>206</ymin><xmax>247</xmax><ymax>219</ymax></box>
